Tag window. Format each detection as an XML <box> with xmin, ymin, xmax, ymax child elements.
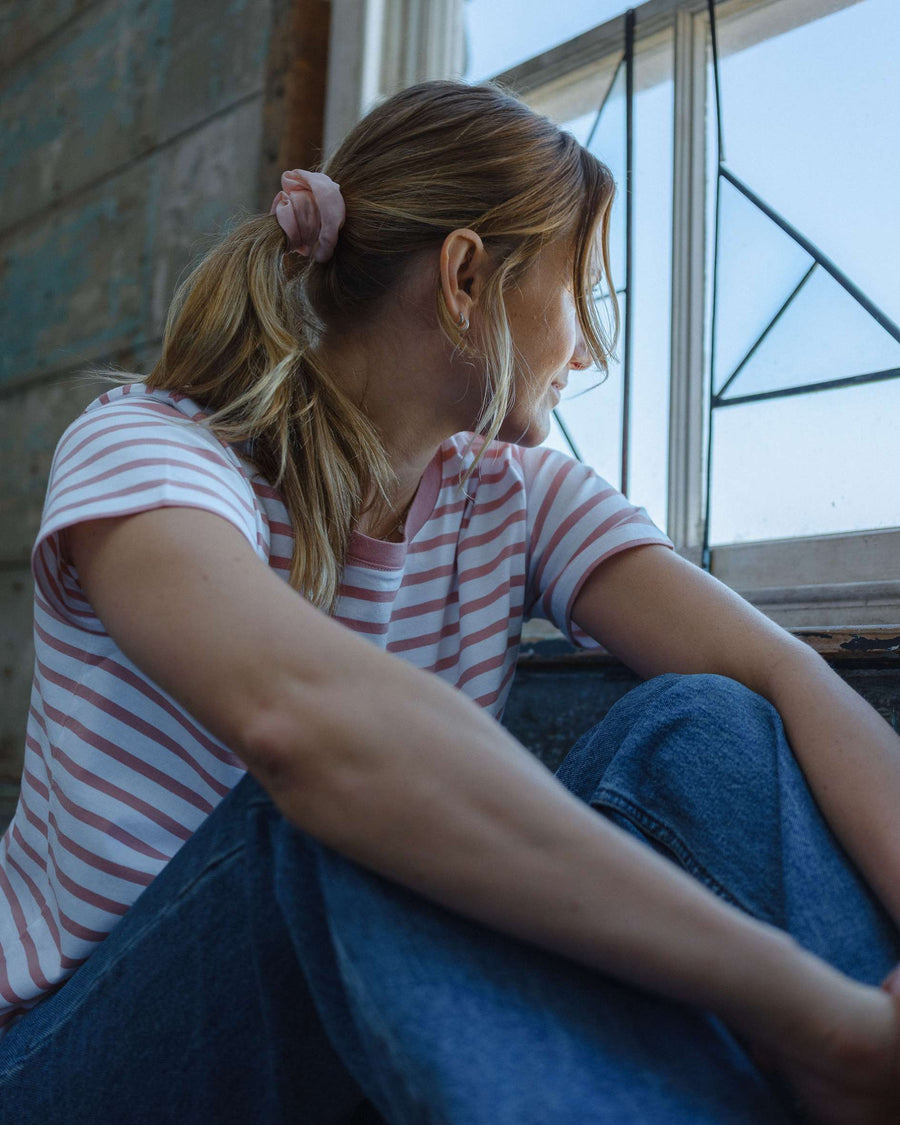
<box><xmin>324</xmin><ymin>0</ymin><xmax>900</xmax><ymax>627</ymax></box>
<box><xmin>705</xmin><ymin>0</ymin><xmax>900</xmax><ymax>547</ymax></box>
<box><xmin>462</xmin><ymin>1</ymin><xmax>637</xmax><ymax>80</ymax></box>
<box><xmin>538</xmin><ymin>26</ymin><xmax>675</xmax><ymax>540</ymax></box>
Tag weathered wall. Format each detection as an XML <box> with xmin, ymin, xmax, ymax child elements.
<box><xmin>0</xmin><ymin>0</ymin><xmax>330</xmax><ymax>821</ymax></box>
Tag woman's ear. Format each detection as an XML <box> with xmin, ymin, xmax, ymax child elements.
<box><xmin>440</xmin><ymin>228</ymin><xmax>489</xmax><ymax>328</ymax></box>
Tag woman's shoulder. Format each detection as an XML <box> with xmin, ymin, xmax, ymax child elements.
<box><xmin>77</xmin><ymin>380</ymin><xmax>211</xmax><ymax>426</ymax></box>
<box><xmin>36</xmin><ymin>380</ymin><xmax>268</xmax><ymax>598</ymax></box>
<box><xmin>54</xmin><ymin>380</ymin><xmax>235</xmax><ymax>467</ymax></box>
<box><xmin>47</xmin><ymin>378</ymin><xmax>258</xmax><ymax>513</ymax></box>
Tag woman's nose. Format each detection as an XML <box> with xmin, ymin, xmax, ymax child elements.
<box><xmin>569</xmin><ymin>330</ymin><xmax>591</xmax><ymax>371</ymax></box>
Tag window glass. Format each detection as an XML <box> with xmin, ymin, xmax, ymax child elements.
<box><xmin>549</xmin><ymin>40</ymin><xmax>673</xmax><ymax>533</ymax></box>
<box><xmin>716</xmin><ymin>0</ymin><xmax>899</xmax><ymax>321</ymax></box>
<box><xmin>543</xmin><ymin>296</ymin><xmax>626</xmax><ymax>488</ymax></box>
<box><xmin>707</xmin><ymin>0</ymin><xmax>900</xmax><ymax>543</ymax></box>
<box><xmin>711</xmin><ymin>180</ymin><xmax>809</xmax><ymax>396</ymax></box>
<box><xmin>463</xmin><ymin>0</ymin><xmax>633</xmax><ymax>81</ymax></box>
<box><xmin>710</xmin><ymin>380</ymin><xmax>900</xmax><ymax>543</ymax></box>
<box><xmin>719</xmin><ymin>265</ymin><xmax>900</xmax><ymax>402</ymax></box>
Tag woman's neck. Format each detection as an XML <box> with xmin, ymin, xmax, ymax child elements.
<box><xmin>316</xmin><ymin>288</ymin><xmax>483</xmax><ymax>517</ymax></box>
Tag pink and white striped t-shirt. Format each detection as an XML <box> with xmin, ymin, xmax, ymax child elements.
<box><xmin>0</xmin><ymin>382</ymin><xmax>673</xmax><ymax>1034</ymax></box>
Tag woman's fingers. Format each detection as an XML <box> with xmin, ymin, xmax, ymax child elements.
<box><xmin>879</xmin><ymin>964</ymin><xmax>900</xmax><ymax>996</ymax></box>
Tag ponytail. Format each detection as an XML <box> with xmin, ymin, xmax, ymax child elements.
<box><xmin>147</xmin><ymin>218</ymin><xmax>394</xmax><ymax>614</ymax></box>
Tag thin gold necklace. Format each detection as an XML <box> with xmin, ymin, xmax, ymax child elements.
<box><xmin>386</xmin><ymin>494</ymin><xmax>414</xmax><ymax>541</ymax></box>
<box><xmin>364</xmin><ymin>494</ymin><xmax>414</xmax><ymax>542</ymax></box>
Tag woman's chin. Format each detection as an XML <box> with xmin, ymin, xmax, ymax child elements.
<box><xmin>497</xmin><ymin>411</ymin><xmax>551</xmax><ymax>447</ymax></box>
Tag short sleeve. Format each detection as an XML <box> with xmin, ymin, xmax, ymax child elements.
<box><xmin>519</xmin><ymin>445</ymin><xmax>674</xmax><ymax>647</ymax></box>
<box><xmin>32</xmin><ymin>393</ymin><xmax>264</xmax><ymax>627</ymax></box>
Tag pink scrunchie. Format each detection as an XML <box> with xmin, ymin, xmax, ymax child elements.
<box><xmin>269</xmin><ymin>169</ymin><xmax>346</xmax><ymax>263</ymax></box>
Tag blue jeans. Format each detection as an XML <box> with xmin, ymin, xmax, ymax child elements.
<box><xmin>2</xmin><ymin>673</ymin><xmax>898</xmax><ymax>1123</ymax></box>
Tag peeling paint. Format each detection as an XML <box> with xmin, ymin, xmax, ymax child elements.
<box><xmin>1</xmin><ymin>0</ymin><xmax>271</xmax><ymax>234</ymax></box>
<box><xmin>0</xmin><ymin>193</ymin><xmax>143</xmax><ymax>384</ymax></box>
<box><xmin>840</xmin><ymin>634</ymin><xmax>900</xmax><ymax>652</ymax></box>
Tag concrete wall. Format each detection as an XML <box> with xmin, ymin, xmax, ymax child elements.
<box><xmin>0</xmin><ymin>0</ymin><xmax>330</xmax><ymax>819</ymax></box>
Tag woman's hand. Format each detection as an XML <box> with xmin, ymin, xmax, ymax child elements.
<box><xmin>749</xmin><ymin>968</ymin><xmax>900</xmax><ymax>1123</ymax></box>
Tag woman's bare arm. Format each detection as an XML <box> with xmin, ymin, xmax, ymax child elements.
<box><xmin>571</xmin><ymin>544</ymin><xmax>900</xmax><ymax>931</ymax></box>
<box><xmin>760</xmin><ymin>651</ymin><xmax>900</xmax><ymax>926</ymax></box>
<box><xmin>67</xmin><ymin>508</ymin><xmax>897</xmax><ymax>1098</ymax></box>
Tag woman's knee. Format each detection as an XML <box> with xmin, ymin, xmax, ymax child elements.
<box><xmin>560</xmin><ymin>674</ymin><xmax>792</xmax><ymax>920</ymax></box>
<box><xmin>606</xmin><ymin>672</ymin><xmax>783</xmax><ymax>759</ymax></box>
<box><xmin>621</xmin><ymin>671</ymin><xmax>778</xmax><ymax>725</ymax></box>
<box><xmin>622</xmin><ymin>673</ymin><xmax>786</xmax><ymax>786</ymax></box>
<box><xmin>557</xmin><ymin>671</ymin><xmax>788</xmax><ymax>818</ymax></box>
<box><xmin>668</xmin><ymin>671</ymin><xmax>778</xmax><ymax>717</ymax></box>
<box><xmin>569</xmin><ymin>671</ymin><xmax>781</xmax><ymax>759</ymax></box>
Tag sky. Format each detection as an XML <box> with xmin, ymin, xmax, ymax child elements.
<box><xmin>462</xmin><ymin>0</ymin><xmax>900</xmax><ymax>545</ymax></box>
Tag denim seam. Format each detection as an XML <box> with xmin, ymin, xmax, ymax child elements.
<box><xmin>593</xmin><ymin>788</ymin><xmax>751</xmax><ymax>914</ymax></box>
<box><xmin>329</xmin><ymin>930</ymin><xmax>445</xmax><ymax>1125</ymax></box>
<box><xmin>0</xmin><ymin>841</ymin><xmax>247</xmax><ymax>1078</ymax></box>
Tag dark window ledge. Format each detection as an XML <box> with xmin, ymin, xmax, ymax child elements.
<box><xmin>508</xmin><ymin>627</ymin><xmax>900</xmax><ymax>771</ymax></box>
<box><xmin>518</xmin><ymin>626</ymin><xmax>900</xmax><ymax>669</ymax></box>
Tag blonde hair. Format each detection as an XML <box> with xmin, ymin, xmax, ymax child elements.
<box><xmin>147</xmin><ymin>81</ymin><xmax>617</xmax><ymax>614</ymax></box>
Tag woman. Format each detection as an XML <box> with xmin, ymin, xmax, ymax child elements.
<box><xmin>0</xmin><ymin>80</ymin><xmax>899</xmax><ymax>1122</ymax></box>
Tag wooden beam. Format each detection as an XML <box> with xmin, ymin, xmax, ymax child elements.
<box><xmin>258</xmin><ymin>0</ymin><xmax>332</xmax><ymax>209</ymax></box>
